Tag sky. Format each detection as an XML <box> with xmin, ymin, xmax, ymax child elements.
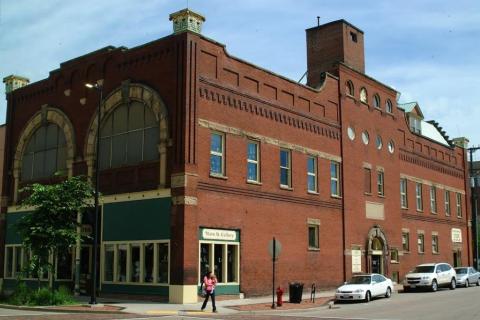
<box><xmin>1</xmin><ymin>0</ymin><xmax>479</xmax><ymax>155</ymax></box>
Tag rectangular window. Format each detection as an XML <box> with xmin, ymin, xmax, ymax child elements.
<box><xmin>117</xmin><ymin>244</ymin><xmax>128</xmax><ymax>282</ymax></box>
<box><xmin>416</xmin><ymin>183</ymin><xmax>423</xmax><ymax>211</ymax></box>
<box><xmin>377</xmin><ymin>171</ymin><xmax>384</xmax><ymax>196</ymax></box>
<box><xmin>456</xmin><ymin>193</ymin><xmax>462</xmax><ymax>218</ymax></box>
<box><xmin>280</xmin><ymin>149</ymin><xmax>291</xmax><ymax>187</ymax></box>
<box><xmin>430</xmin><ymin>186</ymin><xmax>437</xmax><ymax>213</ymax></box>
<box><xmin>210</xmin><ymin>132</ymin><xmax>225</xmax><ymax>176</ymax></box>
<box><xmin>432</xmin><ymin>235</ymin><xmax>439</xmax><ymax>254</ymax></box>
<box><xmin>308</xmin><ymin>224</ymin><xmax>320</xmax><ymax>250</ymax></box>
<box><xmin>130</xmin><ymin>244</ymin><xmax>141</xmax><ymax>283</ymax></box>
<box><xmin>144</xmin><ymin>243</ymin><xmax>154</xmax><ymax>283</ymax></box>
<box><xmin>247</xmin><ymin>141</ymin><xmax>259</xmax><ymax>182</ymax></box>
<box><xmin>364</xmin><ymin>168</ymin><xmax>371</xmax><ymax>194</ymax></box>
<box><xmin>400</xmin><ymin>178</ymin><xmax>408</xmax><ymax>208</ymax></box>
<box><xmin>402</xmin><ymin>232</ymin><xmax>410</xmax><ymax>252</ymax></box>
<box><xmin>418</xmin><ymin>233</ymin><xmax>425</xmax><ymax>253</ymax></box>
<box><xmin>330</xmin><ymin>161</ymin><xmax>341</xmax><ymax>197</ymax></box>
<box><xmin>307</xmin><ymin>156</ymin><xmax>317</xmax><ymax>193</ymax></box>
<box><xmin>410</xmin><ymin>116</ymin><xmax>421</xmax><ymax>134</ymax></box>
<box><xmin>445</xmin><ymin>190</ymin><xmax>451</xmax><ymax>216</ymax></box>
<box><xmin>56</xmin><ymin>249</ymin><xmax>73</xmax><ymax>280</ymax></box>
<box><xmin>390</xmin><ymin>249</ymin><xmax>399</xmax><ymax>263</ymax></box>
<box><xmin>104</xmin><ymin>245</ymin><xmax>115</xmax><ymax>282</ymax></box>
<box><xmin>157</xmin><ymin>243</ymin><xmax>169</xmax><ymax>284</ymax></box>
<box><xmin>199</xmin><ymin>242</ymin><xmax>239</xmax><ymax>284</ymax></box>
<box><xmin>5</xmin><ymin>246</ymin><xmax>13</xmax><ymax>278</ymax></box>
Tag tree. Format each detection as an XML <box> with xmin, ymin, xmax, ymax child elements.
<box><xmin>17</xmin><ymin>176</ymin><xmax>95</xmax><ymax>288</ymax></box>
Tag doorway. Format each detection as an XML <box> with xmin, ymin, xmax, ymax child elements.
<box><xmin>453</xmin><ymin>250</ymin><xmax>462</xmax><ymax>268</ymax></box>
<box><xmin>371</xmin><ymin>254</ymin><xmax>382</xmax><ymax>274</ymax></box>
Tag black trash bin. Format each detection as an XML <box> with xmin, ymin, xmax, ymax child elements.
<box><xmin>289</xmin><ymin>282</ymin><xmax>304</xmax><ymax>303</ymax></box>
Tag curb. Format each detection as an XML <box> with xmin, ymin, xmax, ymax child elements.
<box><xmin>0</xmin><ymin>303</ymin><xmax>128</xmax><ymax>314</ymax></box>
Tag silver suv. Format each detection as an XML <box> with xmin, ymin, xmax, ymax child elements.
<box><xmin>403</xmin><ymin>263</ymin><xmax>456</xmax><ymax>292</ymax></box>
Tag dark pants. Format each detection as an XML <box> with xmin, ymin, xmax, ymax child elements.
<box><xmin>201</xmin><ymin>290</ymin><xmax>216</xmax><ymax>311</ymax></box>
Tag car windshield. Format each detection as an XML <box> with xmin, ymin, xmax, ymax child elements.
<box><xmin>412</xmin><ymin>266</ymin><xmax>435</xmax><ymax>273</ymax></box>
<box><xmin>348</xmin><ymin>276</ymin><xmax>371</xmax><ymax>285</ymax></box>
<box><xmin>455</xmin><ymin>268</ymin><xmax>468</xmax><ymax>274</ymax></box>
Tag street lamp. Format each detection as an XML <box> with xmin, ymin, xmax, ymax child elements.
<box><xmin>85</xmin><ymin>81</ymin><xmax>103</xmax><ymax>305</ymax></box>
<box><xmin>468</xmin><ymin>146</ymin><xmax>480</xmax><ymax>270</ymax></box>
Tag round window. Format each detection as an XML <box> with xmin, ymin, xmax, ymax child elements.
<box><xmin>362</xmin><ymin>131</ymin><xmax>369</xmax><ymax>145</ymax></box>
<box><xmin>388</xmin><ymin>140</ymin><xmax>395</xmax><ymax>154</ymax></box>
<box><xmin>347</xmin><ymin>127</ymin><xmax>356</xmax><ymax>140</ymax></box>
<box><xmin>376</xmin><ymin>136</ymin><xmax>383</xmax><ymax>150</ymax></box>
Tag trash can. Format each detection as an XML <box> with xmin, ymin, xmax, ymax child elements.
<box><xmin>289</xmin><ymin>282</ymin><xmax>304</xmax><ymax>303</ymax></box>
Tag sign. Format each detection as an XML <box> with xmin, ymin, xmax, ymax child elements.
<box><xmin>202</xmin><ymin>228</ymin><xmax>237</xmax><ymax>241</ymax></box>
<box><xmin>268</xmin><ymin>239</ymin><xmax>282</xmax><ymax>260</ymax></box>
<box><xmin>451</xmin><ymin>228</ymin><xmax>462</xmax><ymax>243</ymax></box>
<box><xmin>352</xmin><ymin>249</ymin><xmax>362</xmax><ymax>273</ymax></box>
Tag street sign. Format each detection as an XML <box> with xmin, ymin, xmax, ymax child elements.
<box><xmin>268</xmin><ymin>238</ymin><xmax>282</xmax><ymax>260</ymax></box>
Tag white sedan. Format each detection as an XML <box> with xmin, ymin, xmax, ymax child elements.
<box><xmin>335</xmin><ymin>273</ymin><xmax>393</xmax><ymax>302</ymax></box>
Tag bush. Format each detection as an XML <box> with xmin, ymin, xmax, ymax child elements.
<box><xmin>8</xmin><ymin>283</ymin><xmax>76</xmax><ymax>306</ymax></box>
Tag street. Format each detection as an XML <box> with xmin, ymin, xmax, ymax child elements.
<box><xmin>1</xmin><ymin>286</ymin><xmax>480</xmax><ymax>319</ymax></box>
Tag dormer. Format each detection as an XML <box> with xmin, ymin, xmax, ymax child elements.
<box><xmin>399</xmin><ymin>102</ymin><xmax>424</xmax><ymax>134</ymax></box>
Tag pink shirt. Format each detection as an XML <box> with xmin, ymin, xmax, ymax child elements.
<box><xmin>203</xmin><ymin>276</ymin><xmax>217</xmax><ymax>291</ymax></box>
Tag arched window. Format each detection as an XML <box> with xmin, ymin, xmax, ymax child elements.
<box><xmin>99</xmin><ymin>101</ymin><xmax>159</xmax><ymax>169</ymax></box>
<box><xmin>346</xmin><ymin>80</ymin><xmax>354</xmax><ymax>96</ymax></box>
<box><xmin>386</xmin><ymin>99</ymin><xmax>393</xmax><ymax>113</ymax></box>
<box><xmin>373</xmin><ymin>94</ymin><xmax>380</xmax><ymax>109</ymax></box>
<box><xmin>21</xmin><ymin>123</ymin><xmax>67</xmax><ymax>180</ymax></box>
<box><xmin>360</xmin><ymin>87</ymin><xmax>368</xmax><ymax>103</ymax></box>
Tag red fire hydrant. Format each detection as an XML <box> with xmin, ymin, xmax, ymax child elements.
<box><xmin>276</xmin><ymin>287</ymin><xmax>284</xmax><ymax>307</ymax></box>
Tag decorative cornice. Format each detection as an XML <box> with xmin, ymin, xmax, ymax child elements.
<box><xmin>400</xmin><ymin>173</ymin><xmax>466</xmax><ymax>195</ymax></box>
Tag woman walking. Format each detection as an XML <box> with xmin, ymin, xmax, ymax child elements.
<box><xmin>201</xmin><ymin>271</ymin><xmax>217</xmax><ymax>312</ymax></box>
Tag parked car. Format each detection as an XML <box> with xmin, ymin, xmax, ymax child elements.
<box><xmin>403</xmin><ymin>263</ymin><xmax>456</xmax><ymax>292</ymax></box>
<box><xmin>454</xmin><ymin>267</ymin><xmax>480</xmax><ymax>287</ymax></box>
<box><xmin>335</xmin><ymin>273</ymin><xmax>393</xmax><ymax>302</ymax></box>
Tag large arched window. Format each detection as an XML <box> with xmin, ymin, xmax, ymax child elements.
<box><xmin>21</xmin><ymin>123</ymin><xmax>67</xmax><ymax>181</ymax></box>
<box><xmin>99</xmin><ymin>101</ymin><xmax>159</xmax><ymax>169</ymax></box>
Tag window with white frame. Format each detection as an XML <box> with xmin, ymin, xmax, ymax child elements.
<box><xmin>307</xmin><ymin>156</ymin><xmax>317</xmax><ymax>193</ymax></box>
<box><xmin>445</xmin><ymin>190</ymin><xmax>451</xmax><ymax>216</ymax></box>
<box><xmin>377</xmin><ymin>171</ymin><xmax>384</xmax><ymax>196</ymax></box>
<box><xmin>418</xmin><ymin>233</ymin><xmax>425</xmax><ymax>253</ymax></box>
<box><xmin>415</xmin><ymin>183</ymin><xmax>423</xmax><ymax>211</ymax></box>
<box><xmin>102</xmin><ymin>241</ymin><xmax>169</xmax><ymax>285</ymax></box>
<box><xmin>456</xmin><ymin>193</ymin><xmax>462</xmax><ymax>218</ymax></box>
<box><xmin>430</xmin><ymin>186</ymin><xmax>437</xmax><ymax>213</ymax></box>
<box><xmin>402</xmin><ymin>232</ymin><xmax>410</xmax><ymax>252</ymax></box>
<box><xmin>390</xmin><ymin>248</ymin><xmax>399</xmax><ymax>263</ymax></box>
<box><xmin>247</xmin><ymin>140</ymin><xmax>259</xmax><ymax>182</ymax></box>
<box><xmin>432</xmin><ymin>234</ymin><xmax>439</xmax><ymax>254</ymax></box>
<box><xmin>280</xmin><ymin>149</ymin><xmax>291</xmax><ymax>187</ymax></box>
<box><xmin>386</xmin><ymin>99</ymin><xmax>393</xmax><ymax>113</ymax></box>
<box><xmin>409</xmin><ymin>116</ymin><xmax>421</xmax><ymax>134</ymax></box>
<box><xmin>360</xmin><ymin>87</ymin><xmax>368</xmax><ymax>104</ymax></box>
<box><xmin>308</xmin><ymin>224</ymin><xmax>320</xmax><ymax>250</ymax></box>
<box><xmin>373</xmin><ymin>94</ymin><xmax>380</xmax><ymax>109</ymax></box>
<box><xmin>400</xmin><ymin>178</ymin><xmax>408</xmax><ymax>208</ymax></box>
<box><xmin>330</xmin><ymin>161</ymin><xmax>341</xmax><ymax>197</ymax></box>
<box><xmin>200</xmin><ymin>242</ymin><xmax>239</xmax><ymax>284</ymax></box>
<box><xmin>210</xmin><ymin>132</ymin><xmax>225</xmax><ymax>176</ymax></box>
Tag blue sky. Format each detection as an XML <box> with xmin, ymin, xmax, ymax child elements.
<box><xmin>1</xmin><ymin>0</ymin><xmax>479</xmax><ymax>152</ymax></box>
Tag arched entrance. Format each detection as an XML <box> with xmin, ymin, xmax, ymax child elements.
<box><xmin>366</xmin><ymin>226</ymin><xmax>388</xmax><ymax>275</ymax></box>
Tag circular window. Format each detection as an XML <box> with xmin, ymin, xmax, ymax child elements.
<box><xmin>347</xmin><ymin>127</ymin><xmax>356</xmax><ymax>140</ymax></box>
<box><xmin>376</xmin><ymin>136</ymin><xmax>383</xmax><ymax>149</ymax></box>
<box><xmin>388</xmin><ymin>140</ymin><xmax>395</xmax><ymax>154</ymax></box>
<box><xmin>362</xmin><ymin>131</ymin><xmax>369</xmax><ymax>145</ymax></box>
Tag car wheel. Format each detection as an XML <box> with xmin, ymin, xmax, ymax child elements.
<box><xmin>465</xmin><ymin>280</ymin><xmax>469</xmax><ymax>288</ymax></box>
<box><xmin>431</xmin><ymin>279</ymin><xmax>438</xmax><ymax>292</ymax></box>
<box><xmin>450</xmin><ymin>278</ymin><xmax>456</xmax><ymax>290</ymax></box>
<box><xmin>365</xmin><ymin>291</ymin><xmax>371</xmax><ymax>303</ymax></box>
<box><xmin>385</xmin><ymin>287</ymin><xmax>392</xmax><ymax>298</ymax></box>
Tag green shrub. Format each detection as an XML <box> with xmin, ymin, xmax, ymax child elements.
<box><xmin>7</xmin><ymin>283</ymin><xmax>75</xmax><ymax>306</ymax></box>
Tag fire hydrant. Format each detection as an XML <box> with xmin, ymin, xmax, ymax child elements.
<box><xmin>276</xmin><ymin>287</ymin><xmax>284</xmax><ymax>307</ymax></box>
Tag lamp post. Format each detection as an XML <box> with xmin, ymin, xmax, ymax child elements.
<box><xmin>468</xmin><ymin>146</ymin><xmax>480</xmax><ymax>270</ymax></box>
<box><xmin>85</xmin><ymin>82</ymin><xmax>103</xmax><ymax>305</ymax></box>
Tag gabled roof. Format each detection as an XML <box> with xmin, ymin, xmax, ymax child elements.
<box><xmin>398</xmin><ymin>101</ymin><xmax>424</xmax><ymax>119</ymax></box>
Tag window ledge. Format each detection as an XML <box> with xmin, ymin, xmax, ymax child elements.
<box><xmin>280</xmin><ymin>185</ymin><xmax>294</xmax><ymax>191</ymax></box>
<box><xmin>307</xmin><ymin>190</ymin><xmax>319</xmax><ymax>195</ymax></box>
<box><xmin>246</xmin><ymin>180</ymin><xmax>262</xmax><ymax>186</ymax></box>
<box><xmin>364</xmin><ymin>192</ymin><xmax>372</xmax><ymax>196</ymax></box>
<box><xmin>331</xmin><ymin>194</ymin><xmax>342</xmax><ymax>199</ymax></box>
<box><xmin>433</xmin><ymin>252</ymin><xmax>440</xmax><ymax>255</ymax></box>
<box><xmin>416</xmin><ymin>209</ymin><xmax>424</xmax><ymax>213</ymax></box>
<box><xmin>418</xmin><ymin>252</ymin><xmax>425</xmax><ymax>255</ymax></box>
<box><xmin>210</xmin><ymin>174</ymin><xmax>228</xmax><ymax>180</ymax></box>
<box><xmin>431</xmin><ymin>211</ymin><xmax>438</xmax><ymax>215</ymax></box>
<box><xmin>403</xmin><ymin>251</ymin><xmax>410</xmax><ymax>254</ymax></box>
<box><xmin>401</xmin><ymin>207</ymin><xmax>409</xmax><ymax>210</ymax></box>
<box><xmin>378</xmin><ymin>194</ymin><xmax>385</xmax><ymax>198</ymax></box>
<box><xmin>308</xmin><ymin>247</ymin><xmax>320</xmax><ymax>252</ymax></box>
<box><xmin>390</xmin><ymin>261</ymin><xmax>400</xmax><ymax>264</ymax></box>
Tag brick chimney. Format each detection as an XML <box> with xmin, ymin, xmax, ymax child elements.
<box><xmin>306</xmin><ymin>20</ymin><xmax>365</xmax><ymax>87</ymax></box>
<box><xmin>169</xmin><ymin>8</ymin><xmax>205</xmax><ymax>35</ymax></box>
<box><xmin>3</xmin><ymin>75</ymin><xmax>30</xmax><ymax>94</ymax></box>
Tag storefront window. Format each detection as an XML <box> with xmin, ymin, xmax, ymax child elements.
<box><xmin>117</xmin><ymin>244</ymin><xmax>128</xmax><ymax>282</ymax></box>
<box><xmin>214</xmin><ymin>244</ymin><xmax>224</xmax><ymax>283</ymax></box>
<box><xmin>158</xmin><ymin>243</ymin><xmax>169</xmax><ymax>284</ymax></box>
<box><xmin>56</xmin><ymin>249</ymin><xmax>72</xmax><ymax>280</ymax></box>
<box><xmin>14</xmin><ymin>247</ymin><xmax>22</xmax><ymax>277</ymax></box>
<box><xmin>199</xmin><ymin>239</ymin><xmax>240</xmax><ymax>285</ymax></box>
<box><xmin>227</xmin><ymin>245</ymin><xmax>238</xmax><ymax>282</ymax></box>
<box><xmin>144</xmin><ymin>243</ymin><xmax>154</xmax><ymax>283</ymax></box>
<box><xmin>200</xmin><ymin>243</ymin><xmax>211</xmax><ymax>280</ymax></box>
<box><xmin>104</xmin><ymin>245</ymin><xmax>114</xmax><ymax>281</ymax></box>
<box><xmin>130</xmin><ymin>245</ymin><xmax>141</xmax><ymax>282</ymax></box>
<box><xmin>5</xmin><ymin>247</ymin><xmax>13</xmax><ymax>278</ymax></box>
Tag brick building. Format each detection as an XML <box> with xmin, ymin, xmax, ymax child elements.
<box><xmin>0</xmin><ymin>9</ymin><xmax>472</xmax><ymax>303</ymax></box>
